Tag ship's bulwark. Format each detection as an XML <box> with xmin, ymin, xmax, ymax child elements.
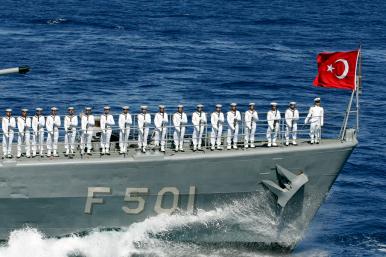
<box><xmin>0</xmin><ymin>139</ymin><xmax>356</xmax><ymax>251</ymax></box>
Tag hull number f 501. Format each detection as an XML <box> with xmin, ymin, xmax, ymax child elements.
<box><xmin>84</xmin><ymin>186</ymin><xmax>196</xmax><ymax>215</ymax></box>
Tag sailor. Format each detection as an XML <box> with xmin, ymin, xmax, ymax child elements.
<box><xmin>17</xmin><ymin>108</ymin><xmax>31</xmax><ymax>158</ymax></box>
<box><xmin>32</xmin><ymin>107</ymin><xmax>45</xmax><ymax>157</ymax></box>
<box><xmin>137</xmin><ymin>105</ymin><xmax>151</xmax><ymax>153</ymax></box>
<box><xmin>46</xmin><ymin>107</ymin><xmax>61</xmax><ymax>157</ymax></box>
<box><xmin>172</xmin><ymin>104</ymin><xmax>188</xmax><ymax>152</ymax></box>
<box><xmin>266</xmin><ymin>102</ymin><xmax>281</xmax><ymax>147</ymax></box>
<box><xmin>226</xmin><ymin>103</ymin><xmax>241</xmax><ymax>150</ymax></box>
<box><xmin>81</xmin><ymin>107</ymin><xmax>95</xmax><ymax>155</ymax></box>
<box><xmin>305</xmin><ymin>98</ymin><xmax>324</xmax><ymax>144</ymax></box>
<box><xmin>64</xmin><ymin>107</ymin><xmax>78</xmax><ymax>156</ymax></box>
<box><xmin>154</xmin><ymin>105</ymin><xmax>168</xmax><ymax>152</ymax></box>
<box><xmin>2</xmin><ymin>109</ymin><xmax>16</xmax><ymax>158</ymax></box>
<box><xmin>118</xmin><ymin>106</ymin><xmax>132</xmax><ymax>154</ymax></box>
<box><xmin>244</xmin><ymin>102</ymin><xmax>259</xmax><ymax>148</ymax></box>
<box><xmin>100</xmin><ymin>106</ymin><xmax>115</xmax><ymax>155</ymax></box>
<box><xmin>285</xmin><ymin>102</ymin><xmax>299</xmax><ymax>146</ymax></box>
<box><xmin>192</xmin><ymin>104</ymin><xmax>207</xmax><ymax>151</ymax></box>
<box><xmin>210</xmin><ymin>104</ymin><xmax>224</xmax><ymax>150</ymax></box>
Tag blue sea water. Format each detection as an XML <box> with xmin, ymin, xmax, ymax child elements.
<box><xmin>0</xmin><ymin>0</ymin><xmax>385</xmax><ymax>256</ymax></box>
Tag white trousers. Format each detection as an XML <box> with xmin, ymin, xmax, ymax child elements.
<box><xmin>310</xmin><ymin>123</ymin><xmax>321</xmax><ymax>142</ymax></box>
<box><xmin>3</xmin><ymin>132</ymin><xmax>14</xmax><ymax>155</ymax></box>
<box><xmin>18</xmin><ymin>132</ymin><xmax>30</xmax><ymax>156</ymax></box>
<box><xmin>227</xmin><ymin>125</ymin><xmax>239</xmax><ymax>146</ymax></box>
<box><xmin>173</xmin><ymin>127</ymin><xmax>185</xmax><ymax>148</ymax></box>
<box><xmin>47</xmin><ymin>131</ymin><xmax>59</xmax><ymax>151</ymax></box>
<box><xmin>101</xmin><ymin>129</ymin><xmax>112</xmax><ymax>149</ymax></box>
<box><xmin>119</xmin><ymin>128</ymin><xmax>130</xmax><ymax>151</ymax></box>
<box><xmin>65</xmin><ymin>129</ymin><xmax>77</xmax><ymax>150</ymax></box>
<box><xmin>32</xmin><ymin>131</ymin><xmax>44</xmax><ymax>153</ymax></box>
<box><xmin>244</xmin><ymin>123</ymin><xmax>256</xmax><ymax>145</ymax></box>
<box><xmin>285</xmin><ymin>123</ymin><xmax>298</xmax><ymax>142</ymax></box>
<box><xmin>266</xmin><ymin>124</ymin><xmax>279</xmax><ymax>144</ymax></box>
<box><xmin>81</xmin><ymin>132</ymin><xmax>93</xmax><ymax>151</ymax></box>
<box><xmin>154</xmin><ymin>127</ymin><xmax>167</xmax><ymax>147</ymax></box>
<box><xmin>210</xmin><ymin>125</ymin><xmax>223</xmax><ymax>146</ymax></box>
<box><xmin>138</xmin><ymin>128</ymin><xmax>149</xmax><ymax>147</ymax></box>
<box><xmin>192</xmin><ymin>125</ymin><xmax>205</xmax><ymax>147</ymax></box>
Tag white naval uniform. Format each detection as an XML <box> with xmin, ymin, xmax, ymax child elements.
<box><xmin>285</xmin><ymin>108</ymin><xmax>299</xmax><ymax>144</ymax></box>
<box><xmin>137</xmin><ymin>113</ymin><xmax>151</xmax><ymax>149</ymax></box>
<box><xmin>17</xmin><ymin>116</ymin><xmax>31</xmax><ymax>157</ymax></box>
<box><xmin>305</xmin><ymin>106</ymin><xmax>324</xmax><ymax>143</ymax></box>
<box><xmin>210</xmin><ymin>111</ymin><xmax>224</xmax><ymax>148</ymax></box>
<box><xmin>172</xmin><ymin>112</ymin><xmax>187</xmax><ymax>150</ymax></box>
<box><xmin>32</xmin><ymin>115</ymin><xmax>45</xmax><ymax>155</ymax></box>
<box><xmin>46</xmin><ymin>115</ymin><xmax>61</xmax><ymax>155</ymax></box>
<box><xmin>2</xmin><ymin>116</ymin><xmax>16</xmax><ymax>156</ymax></box>
<box><xmin>192</xmin><ymin>111</ymin><xmax>207</xmax><ymax>149</ymax></box>
<box><xmin>154</xmin><ymin>112</ymin><xmax>169</xmax><ymax>150</ymax></box>
<box><xmin>64</xmin><ymin>115</ymin><xmax>78</xmax><ymax>152</ymax></box>
<box><xmin>244</xmin><ymin>110</ymin><xmax>259</xmax><ymax>147</ymax></box>
<box><xmin>81</xmin><ymin>114</ymin><xmax>95</xmax><ymax>153</ymax></box>
<box><xmin>118</xmin><ymin>113</ymin><xmax>132</xmax><ymax>153</ymax></box>
<box><xmin>266</xmin><ymin>110</ymin><xmax>281</xmax><ymax>145</ymax></box>
<box><xmin>100</xmin><ymin>114</ymin><xmax>115</xmax><ymax>152</ymax></box>
<box><xmin>226</xmin><ymin>111</ymin><xmax>241</xmax><ymax>148</ymax></box>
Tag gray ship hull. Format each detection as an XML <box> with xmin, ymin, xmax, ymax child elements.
<box><xmin>0</xmin><ymin>137</ymin><xmax>357</xmax><ymax>250</ymax></box>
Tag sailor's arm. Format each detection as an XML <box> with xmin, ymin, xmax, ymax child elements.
<box><xmin>211</xmin><ymin>113</ymin><xmax>217</xmax><ymax>130</ymax></box>
<box><xmin>118</xmin><ymin>115</ymin><xmax>125</xmax><ymax>130</ymax></box>
<box><xmin>154</xmin><ymin>114</ymin><xmax>162</xmax><ymax>129</ymax></box>
<box><xmin>304</xmin><ymin>107</ymin><xmax>312</xmax><ymax>124</ymax></box>
<box><xmin>127</xmin><ymin>114</ymin><xmax>132</xmax><ymax>126</ymax></box>
<box><xmin>285</xmin><ymin>110</ymin><xmax>291</xmax><ymax>127</ymax></box>
<box><xmin>227</xmin><ymin>113</ymin><xmax>235</xmax><ymax>130</ymax></box>
<box><xmin>320</xmin><ymin>108</ymin><xmax>324</xmax><ymax>126</ymax></box>
<box><xmin>64</xmin><ymin>117</ymin><xmax>69</xmax><ymax>132</ymax></box>
<box><xmin>267</xmin><ymin>112</ymin><xmax>274</xmax><ymax>129</ymax></box>
<box><xmin>46</xmin><ymin>117</ymin><xmax>53</xmax><ymax>132</ymax></box>
<box><xmin>108</xmin><ymin>115</ymin><xmax>115</xmax><ymax>126</ymax></box>
<box><xmin>17</xmin><ymin>118</ymin><xmax>23</xmax><ymax>133</ymax></box>
<box><xmin>244</xmin><ymin>112</ymin><xmax>252</xmax><ymax>129</ymax></box>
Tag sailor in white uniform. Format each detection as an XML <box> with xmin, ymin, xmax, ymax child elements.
<box><xmin>137</xmin><ymin>105</ymin><xmax>151</xmax><ymax>153</ymax></box>
<box><xmin>2</xmin><ymin>109</ymin><xmax>16</xmax><ymax>158</ymax></box>
<box><xmin>118</xmin><ymin>106</ymin><xmax>132</xmax><ymax>154</ymax></box>
<box><xmin>285</xmin><ymin>102</ymin><xmax>299</xmax><ymax>146</ymax></box>
<box><xmin>17</xmin><ymin>108</ymin><xmax>31</xmax><ymax>158</ymax></box>
<box><xmin>192</xmin><ymin>104</ymin><xmax>207</xmax><ymax>151</ymax></box>
<box><xmin>244</xmin><ymin>102</ymin><xmax>259</xmax><ymax>148</ymax></box>
<box><xmin>32</xmin><ymin>107</ymin><xmax>45</xmax><ymax>157</ymax></box>
<box><xmin>305</xmin><ymin>98</ymin><xmax>324</xmax><ymax>144</ymax></box>
<box><xmin>172</xmin><ymin>104</ymin><xmax>188</xmax><ymax>152</ymax></box>
<box><xmin>100</xmin><ymin>106</ymin><xmax>115</xmax><ymax>155</ymax></box>
<box><xmin>266</xmin><ymin>102</ymin><xmax>281</xmax><ymax>147</ymax></box>
<box><xmin>226</xmin><ymin>103</ymin><xmax>241</xmax><ymax>150</ymax></box>
<box><xmin>46</xmin><ymin>107</ymin><xmax>61</xmax><ymax>157</ymax></box>
<box><xmin>64</xmin><ymin>107</ymin><xmax>78</xmax><ymax>156</ymax></box>
<box><xmin>154</xmin><ymin>105</ymin><xmax>168</xmax><ymax>152</ymax></box>
<box><xmin>81</xmin><ymin>107</ymin><xmax>95</xmax><ymax>155</ymax></box>
<box><xmin>210</xmin><ymin>104</ymin><xmax>224</xmax><ymax>150</ymax></box>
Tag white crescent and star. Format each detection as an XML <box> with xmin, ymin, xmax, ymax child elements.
<box><xmin>326</xmin><ymin>59</ymin><xmax>349</xmax><ymax>79</ymax></box>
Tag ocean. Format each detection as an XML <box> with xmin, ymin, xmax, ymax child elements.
<box><xmin>0</xmin><ymin>0</ymin><xmax>385</xmax><ymax>256</ymax></box>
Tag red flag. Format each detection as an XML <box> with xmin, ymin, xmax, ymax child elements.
<box><xmin>313</xmin><ymin>50</ymin><xmax>359</xmax><ymax>90</ymax></box>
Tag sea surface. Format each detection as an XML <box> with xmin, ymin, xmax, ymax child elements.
<box><xmin>0</xmin><ymin>0</ymin><xmax>385</xmax><ymax>256</ymax></box>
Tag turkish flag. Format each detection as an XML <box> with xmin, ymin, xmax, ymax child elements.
<box><xmin>313</xmin><ymin>50</ymin><xmax>359</xmax><ymax>90</ymax></box>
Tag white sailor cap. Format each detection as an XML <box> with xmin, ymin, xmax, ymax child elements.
<box><xmin>289</xmin><ymin>101</ymin><xmax>296</xmax><ymax>106</ymax></box>
<box><xmin>159</xmin><ymin>105</ymin><xmax>165</xmax><ymax>109</ymax></box>
<box><xmin>230</xmin><ymin>103</ymin><xmax>237</xmax><ymax>107</ymax></box>
<box><xmin>122</xmin><ymin>106</ymin><xmax>129</xmax><ymax>110</ymax></box>
<box><xmin>196</xmin><ymin>104</ymin><xmax>204</xmax><ymax>108</ymax></box>
<box><xmin>5</xmin><ymin>108</ymin><xmax>12</xmax><ymax>112</ymax></box>
<box><xmin>270</xmin><ymin>102</ymin><xmax>278</xmax><ymax>106</ymax></box>
<box><xmin>249</xmin><ymin>102</ymin><xmax>255</xmax><ymax>106</ymax></box>
<box><xmin>140</xmin><ymin>105</ymin><xmax>148</xmax><ymax>110</ymax></box>
<box><xmin>314</xmin><ymin>97</ymin><xmax>321</xmax><ymax>102</ymax></box>
<box><xmin>36</xmin><ymin>107</ymin><xmax>43</xmax><ymax>112</ymax></box>
<box><xmin>85</xmin><ymin>107</ymin><xmax>92</xmax><ymax>111</ymax></box>
<box><xmin>104</xmin><ymin>106</ymin><xmax>110</xmax><ymax>110</ymax></box>
<box><xmin>215</xmin><ymin>104</ymin><xmax>222</xmax><ymax>108</ymax></box>
<box><xmin>177</xmin><ymin>104</ymin><xmax>184</xmax><ymax>108</ymax></box>
<box><xmin>51</xmin><ymin>107</ymin><xmax>58</xmax><ymax>111</ymax></box>
<box><xmin>67</xmin><ymin>107</ymin><xmax>75</xmax><ymax>110</ymax></box>
<box><xmin>21</xmin><ymin>108</ymin><xmax>28</xmax><ymax>112</ymax></box>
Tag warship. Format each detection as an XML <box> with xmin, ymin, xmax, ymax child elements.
<box><xmin>0</xmin><ymin>58</ymin><xmax>361</xmax><ymax>251</ymax></box>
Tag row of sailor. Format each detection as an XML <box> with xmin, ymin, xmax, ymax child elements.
<box><xmin>0</xmin><ymin>98</ymin><xmax>324</xmax><ymax>158</ymax></box>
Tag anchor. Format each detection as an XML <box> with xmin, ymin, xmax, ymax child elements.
<box><xmin>262</xmin><ymin>165</ymin><xmax>308</xmax><ymax>208</ymax></box>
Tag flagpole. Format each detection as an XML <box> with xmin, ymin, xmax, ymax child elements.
<box><xmin>356</xmin><ymin>46</ymin><xmax>362</xmax><ymax>133</ymax></box>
